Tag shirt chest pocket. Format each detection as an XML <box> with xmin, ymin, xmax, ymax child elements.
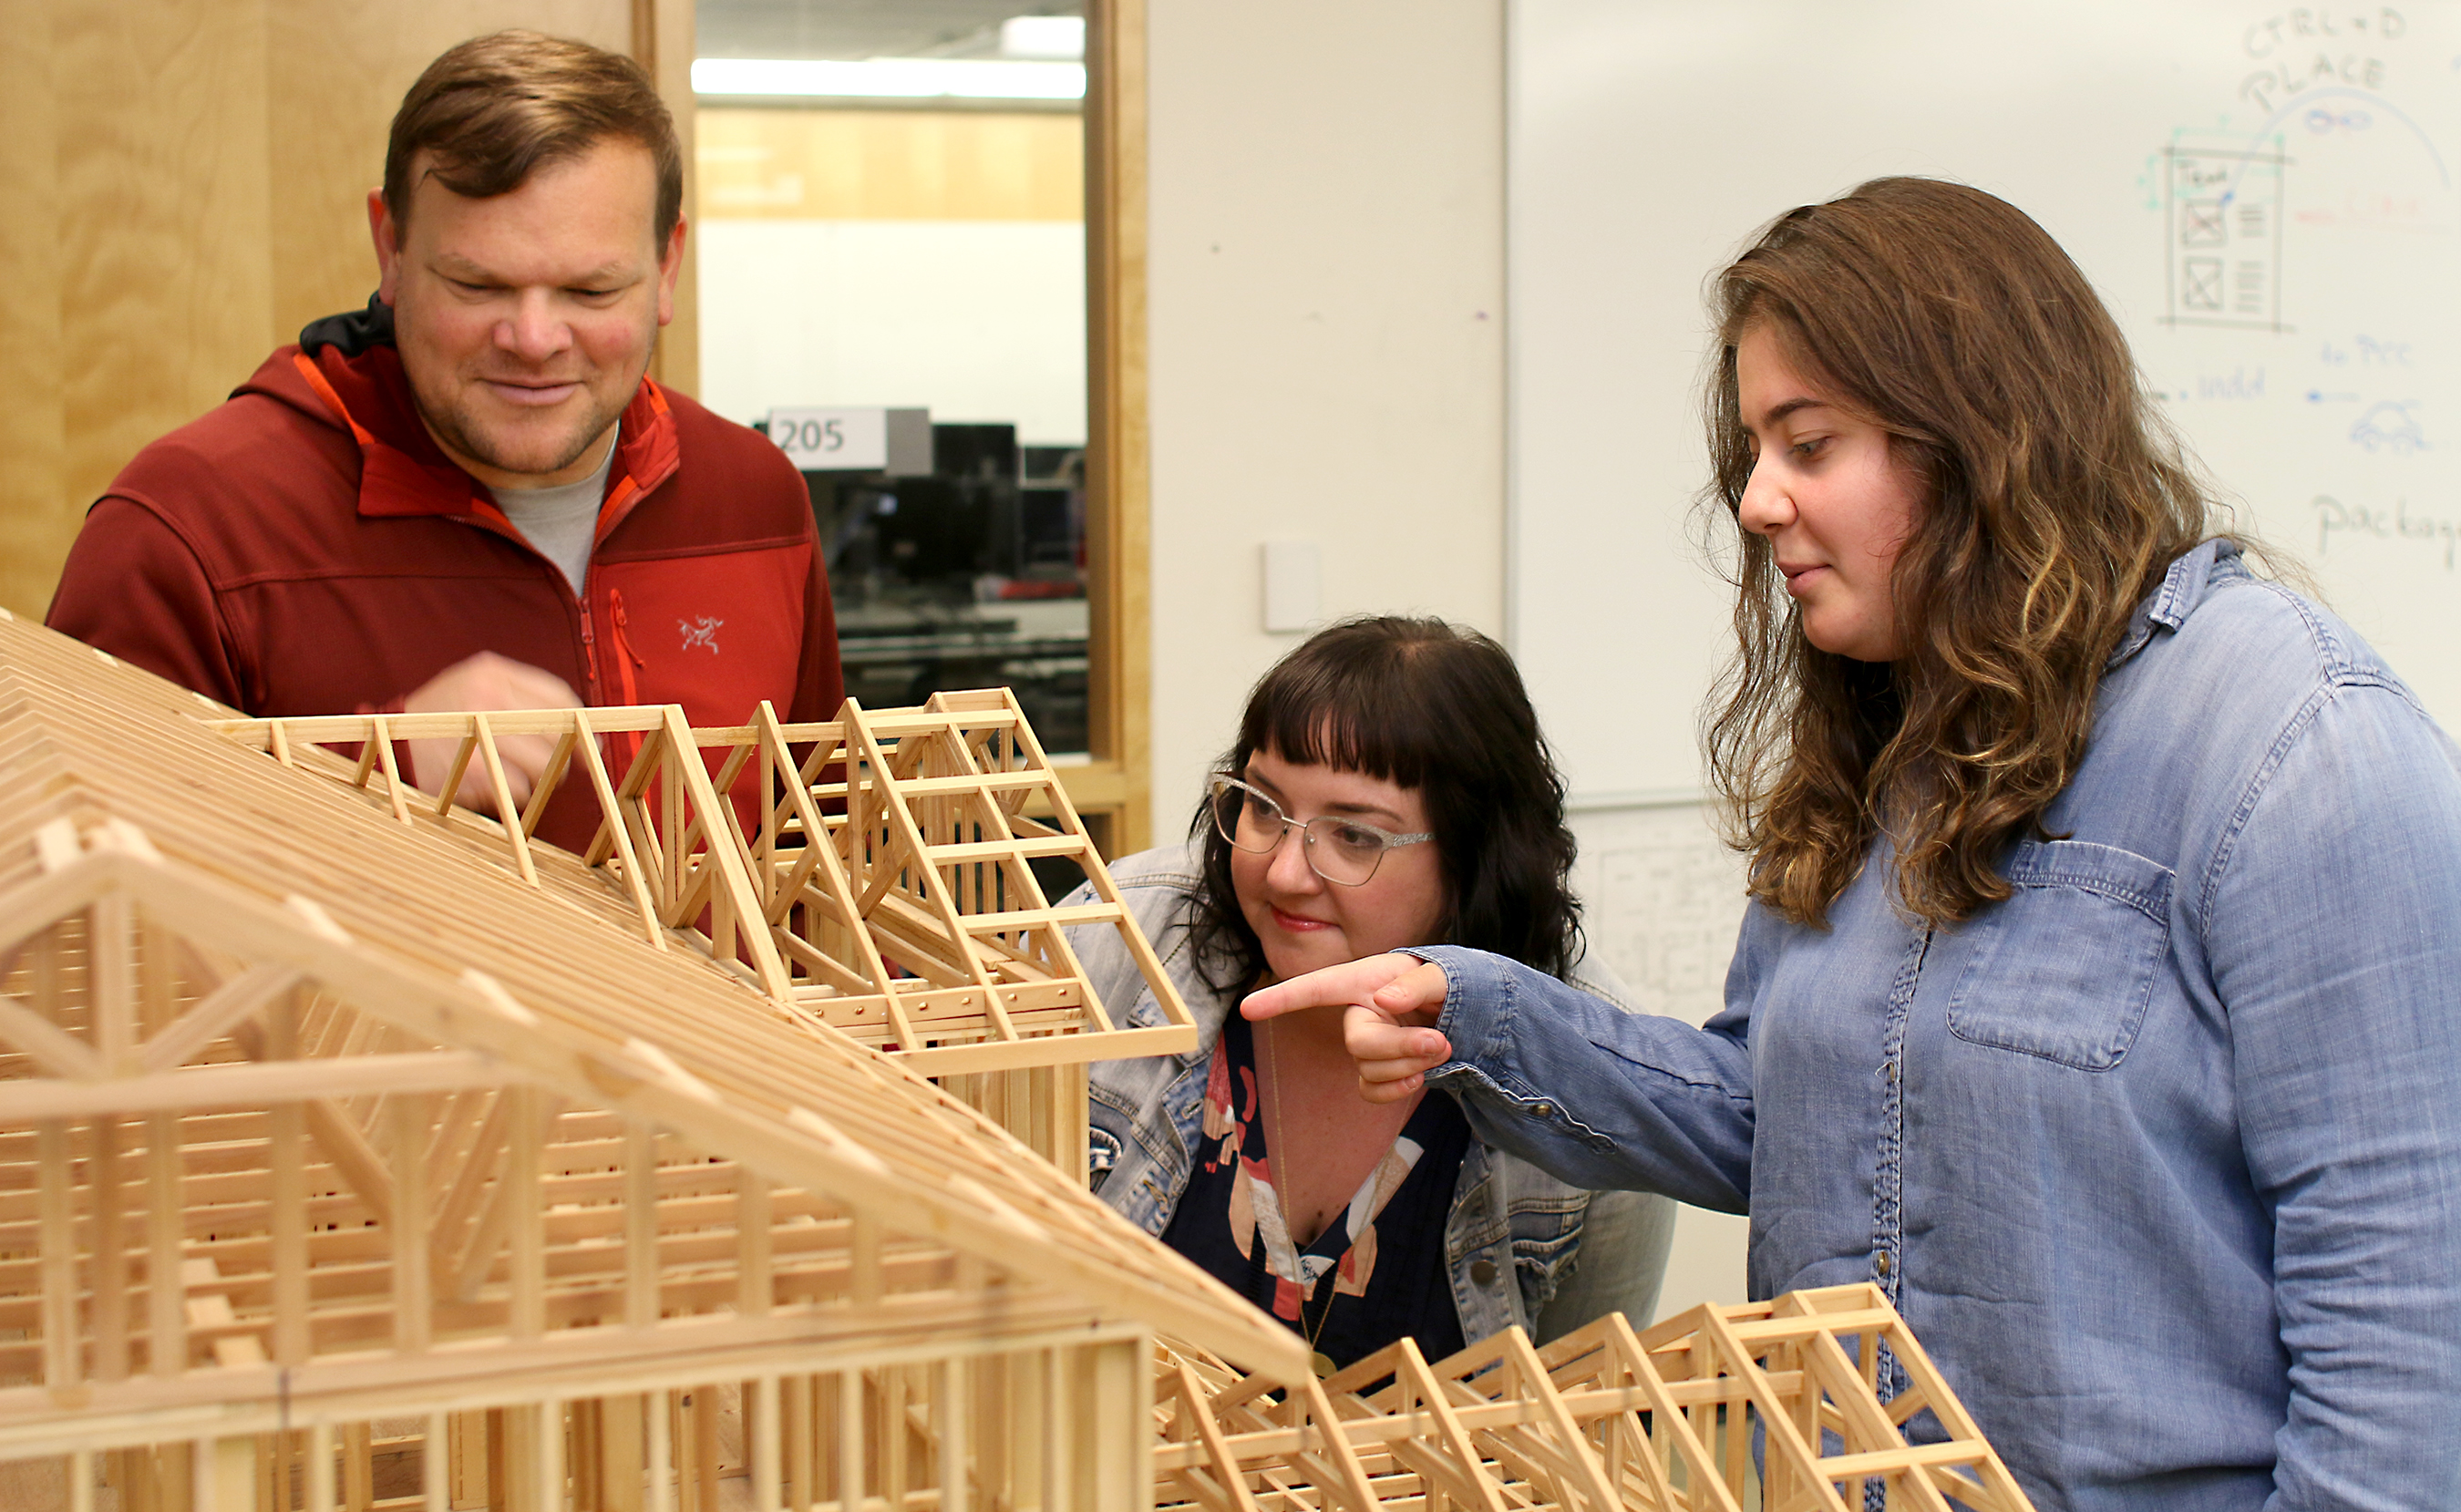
<box><xmin>1945</xmin><ymin>840</ymin><xmax>2174</xmax><ymax>1072</ymax></box>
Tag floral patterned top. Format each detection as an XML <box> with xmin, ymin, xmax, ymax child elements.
<box><xmin>1155</xmin><ymin>1011</ymin><xmax>1469</xmax><ymax>1373</ymax></box>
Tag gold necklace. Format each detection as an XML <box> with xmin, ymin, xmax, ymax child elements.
<box><xmin>1261</xmin><ymin>1015</ymin><xmax>1340</xmax><ymax>1379</ymax></box>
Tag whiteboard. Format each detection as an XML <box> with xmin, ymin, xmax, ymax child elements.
<box><xmin>1509</xmin><ymin>0</ymin><xmax>2461</xmax><ymax>800</ymax></box>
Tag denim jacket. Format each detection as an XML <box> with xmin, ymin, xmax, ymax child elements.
<box><xmin>1412</xmin><ymin>542</ymin><xmax>2461</xmax><ymax>1511</ymax></box>
<box><xmin>1071</xmin><ymin>845</ymin><xmax>1674</xmax><ymax>1347</ymax></box>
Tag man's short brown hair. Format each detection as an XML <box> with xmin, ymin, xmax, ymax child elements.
<box><xmin>384</xmin><ymin>30</ymin><xmax>682</xmax><ymax>245</ymax></box>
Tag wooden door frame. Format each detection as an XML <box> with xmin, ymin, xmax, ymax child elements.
<box><xmin>1075</xmin><ymin>0</ymin><xmax>1154</xmax><ymax>853</ymax></box>
<box><xmin>651</xmin><ymin>0</ymin><xmax>1150</xmax><ymax>855</ymax></box>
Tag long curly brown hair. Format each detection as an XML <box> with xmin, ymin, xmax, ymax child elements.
<box><xmin>1703</xmin><ymin>178</ymin><xmax>2214</xmax><ymax>928</ymax></box>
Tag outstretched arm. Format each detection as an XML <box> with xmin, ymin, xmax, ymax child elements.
<box><xmin>1247</xmin><ymin>943</ymin><xmax>1758</xmax><ymax>1211</ymax></box>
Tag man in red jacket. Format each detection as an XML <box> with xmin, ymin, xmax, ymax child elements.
<box><xmin>47</xmin><ymin>31</ymin><xmax>839</xmax><ymax>853</ymax></box>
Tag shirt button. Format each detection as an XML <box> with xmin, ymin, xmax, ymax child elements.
<box><xmin>1875</xmin><ymin>1251</ymin><xmax>1892</xmax><ymax>1277</ymax></box>
<box><xmin>1532</xmin><ymin>1101</ymin><xmax>1554</xmax><ymax>1118</ymax></box>
<box><xmin>1883</xmin><ymin>1060</ymin><xmax>1898</xmax><ymax>1082</ymax></box>
<box><xmin>1470</xmin><ymin>1259</ymin><xmax>1498</xmax><ymax>1287</ymax></box>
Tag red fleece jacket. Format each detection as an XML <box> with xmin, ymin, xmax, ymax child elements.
<box><xmin>48</xmin><ymin>339</ymin><xmax>841</xmax><ymax>852</ymax></box>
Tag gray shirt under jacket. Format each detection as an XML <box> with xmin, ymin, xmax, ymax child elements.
<box><xmin>1068</xmin><ymin>845</ymin><xmax>1677</xmax><ymax>1351</ymax></box>
<box><xmin>1410</xmin><ymin>540</ymin><xmax>2461</xmax><ymax>1512</ymax></box>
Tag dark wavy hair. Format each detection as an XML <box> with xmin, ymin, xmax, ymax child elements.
<box><xmin>1185</xmin><ymin>616</ymin><xmax>1581</xmax><ymax>991</ymax></box>
<box><xmin>1702</xmin><ymin>177</ymin><xmax>2213</xmax><ymax>928</ymax></box>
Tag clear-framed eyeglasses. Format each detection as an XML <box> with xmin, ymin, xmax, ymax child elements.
<box><xmin>1207</xmin><ymin>775</ymin><xmax>1434</xmax><ymax>887</ymax></box>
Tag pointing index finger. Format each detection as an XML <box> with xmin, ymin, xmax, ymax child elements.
<box><xmin>1241</xmin><ymin>952</ymin><xmax>1421</xmax><ymax>1022</ymax></box>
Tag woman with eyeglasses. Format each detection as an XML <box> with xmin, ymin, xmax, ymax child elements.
<box><xmin>1066</xmin><ymin>615</ymin><xmax>1673</xmax><ymax>1376</ymax></box>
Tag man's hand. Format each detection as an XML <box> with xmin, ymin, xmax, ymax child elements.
<box><xmin>1242</xmin><ymin>953</ymin><xmax>1455</xmax><ymax>1104</ymax></box>
<box><xmin>403</xmin><ymin>652</ymin><xmax>582</xmax><ymax>815</ymax></box>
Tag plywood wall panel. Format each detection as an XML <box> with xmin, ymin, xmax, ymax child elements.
<box><xmin>0</xmin><ymin>0</ymin><xmax>687</xmax><ymax>620</ymax></box>
<box><xmin>263</xmin><ymin>1</ymin><xmax>637</xmax><ymax>347</ymax></box>
<box><xmin>57</xmin><ymin>0</ymin><xmax>274</xmax><ymax>527</ymax></box>
<box><xmin>0</xmin><ymin>7</ymin><xmax>67</xmax><ymax>621</ymax></box>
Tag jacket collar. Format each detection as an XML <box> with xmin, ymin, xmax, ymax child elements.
<box><xmin>2106</xmin><ymin>538</ymin><xmax>2245</xmax><ymax>671</ymax></box>
<box><xmin>258</xmin><ymin>334</ymin><xmax>680</xmax><ymax>540</ymax></box>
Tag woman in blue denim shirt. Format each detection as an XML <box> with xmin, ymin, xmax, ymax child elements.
<box><xmin>1074</xmin><ymin>617</ymin><xmax>1673</xmax><ymax>1376</ymax></box>
<box><xmin>1252</xmin><ymin>180</ymin><xmax>2461</xmax><ymax>1508</ymax></box>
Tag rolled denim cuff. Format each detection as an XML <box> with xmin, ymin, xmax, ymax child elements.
<box><xmin>1404</xmin><ymin>944</ymin><xmax>1614</xmax><ymax>1146</ymax></box>
<box><xmin>1399</xmin><ymin>943</ymin><xmax>1517</xmax><ymax>1065</ymax></box>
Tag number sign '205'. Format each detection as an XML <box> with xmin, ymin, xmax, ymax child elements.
<box><xmin>767</xmin><ymin>406</ymin><xmax>889</xmax><ymax>471</ymax></box>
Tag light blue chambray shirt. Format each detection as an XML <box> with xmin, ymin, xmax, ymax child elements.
<box><xmin>1414</xmin><ymin>542</ymin><xmax>2461</xmax><ymax>1511</ymax></box>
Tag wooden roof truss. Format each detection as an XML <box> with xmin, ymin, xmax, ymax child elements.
<box><xmin>730</xmin><ymin>689</ymin><xmax>1189</xmax><ymax>1075</ymax></box>
<box><xmin>211</xmin><ymin>691</ymin><xmax>1197</xmax><ymax>1080</ymax></box>
<box><xmin>210</xmin><ymin>703</ymin><xmax>784</xmax><ymax>994</ymax></box>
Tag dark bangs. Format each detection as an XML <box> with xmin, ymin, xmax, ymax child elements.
<box><xmin>1239</xmin><ymin>633</ymin><xmax>1452</xmax><ymax>793</ymax></box>
<box><xmin>1187</xmin><ymin>616</ymin><xmax>1581</xmax><ymax>993</ymax></box>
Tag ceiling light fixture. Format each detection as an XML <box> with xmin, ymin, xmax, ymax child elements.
<box><xmin>691</xmin><ymin>57</ymin><xmax>1086</xmax><ymax>101</ymax></box>
<box><xmin>999</xmin><ymin>16</ymin><xmax>1086</xmax><ymax>60</ymax></box>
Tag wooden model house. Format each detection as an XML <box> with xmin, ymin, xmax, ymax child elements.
<box><xmin>0</xmin><ymin>612</ymin><xmax>1304</xmax><ymax>1510</ymax></box>
<box><xmin>1150</xmin><ymin>1285</ymin><xmax>2037</xmax><ymax>1512</ymax></box>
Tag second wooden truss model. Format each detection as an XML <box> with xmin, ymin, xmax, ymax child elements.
<box><xmin>1151</xmin><ymin>1284</ymin><xmax>2039</xmax><ymax>1512</ymax></box>
<box><xmin>210</xmin><ymin>690</ymin><xmax>1189</xmax><ymax>1076</ymax></box>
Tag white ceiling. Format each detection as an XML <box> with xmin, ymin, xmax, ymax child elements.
<box><xmin>696</xmin><ymin>0</ymin><xmax>1083</xmax><ymax>61</ymax></box>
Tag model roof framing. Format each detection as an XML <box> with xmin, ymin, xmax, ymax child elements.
<box><xmin>209</xmin><ymin>681</ymin><xmax>1197</xmax><ymax>1167</ymax></box>
<box><xmin>0</xmin><ymin>612</ymin><xmax>1305</xmax><ymax>1510</ymax></box>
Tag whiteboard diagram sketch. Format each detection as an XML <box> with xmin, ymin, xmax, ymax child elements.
<box><xmin>2165</xmin><ymin>144</ymin><xmax>2284</xmax><ymax>329</ymax></box>
<box><xmin>1509</xmin><ymin>0</ymin><xmax>2461</xmax><ymax>804</ymax></box>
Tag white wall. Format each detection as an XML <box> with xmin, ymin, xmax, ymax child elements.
<box><xmin>697</xmin><ymin>219</ymin><xmax>1087</xmax><ymax>442</ymax></box>
<box><xmin>1145</xmin><ymin>0</ymin><xmax>1509</xmax><ymax>836</ymax></box>
<box><xmin>1144</xmin><ymin>0</ymin><xmax>1745</xmax><ymax>1323</ymax></box>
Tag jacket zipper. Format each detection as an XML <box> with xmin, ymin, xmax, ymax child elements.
<box><xmin>577</xmin><ymin>592</ymin><xmax>602</xmax><ymax>703</ymax></box>
<box><xmin>608</xmin><ymin>586</ymin><xmax>649</xmax><ymax>769</ymax></box>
